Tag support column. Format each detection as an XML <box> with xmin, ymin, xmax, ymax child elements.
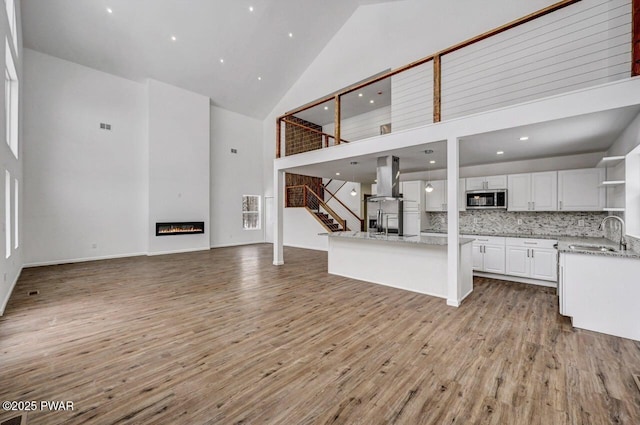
<box><xmin>446</xmin><ymin>136</ymin><xmax>460</xmax><ymax>306</ymax></box>
<box><xmin>273</xmin><ymin>168</ymin><xmax>285</xmax><ymax>265</ymax></box>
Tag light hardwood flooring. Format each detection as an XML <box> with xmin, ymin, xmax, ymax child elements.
<box><xmin>1</xmin><ymin>244</ymin><xmax>639</xmax><ymax>424</ymax></box>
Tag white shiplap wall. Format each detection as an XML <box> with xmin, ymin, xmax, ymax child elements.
<box><xmin>323</xmin><ymin>105</ymin><xmax>391</xmax><ymax>143</ymax></box>
<box><xmin>391</xmin><ymin>62</ymin><xmax>434</xmax><ymax>132</ymax></box>
<box><xmin>441</xmin><ymin>0</ymin><xmax>631</xmax><ymax>120</ymax></box>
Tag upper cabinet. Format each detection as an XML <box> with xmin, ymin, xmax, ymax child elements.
<box><xmin>424</xmin><ymin>179</ymin><xmax>466</xmax><ymax>212</ymax></box>
<box><xmin>507</xmin><ymin>172</ymin><xmax>557</xmax><ymax>211</ymax></box>
<box><xmin>465</xmin><ymin>175</ymin><xmax>507</xmax><ymax>191</ymax></box>
<box><xmin>400</xmin><ymin>181</ymin><xmax>424</xmax><ymax>212</ymax></box>
<box><xmin>557</xmin><ymin>168</ymin><xmax>605</xmax><ymax>211</ymax></box>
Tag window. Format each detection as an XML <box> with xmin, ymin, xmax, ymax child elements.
<box><xmin>5</xmin><ymin>38</ymin><xmax>18</xmax><ymax>158</ymax></box>
<box><xmin>13</xmin><ymin>178</ymin><xmax>17</xmax><ymax>248</ymax></box>
<box><xmin>5</xmin><ymin>169</ymin><xmax>10</xmax><ymax>258</ymax></box>
<box><xmin>242</xmin><ymin>195</ymin><xmax>261</xmax><ymax>230</ymax></box>
<box><xmin>4</xmin><ymin>0</ymin><xmax>17</xmax><ymax>54</ymax></box>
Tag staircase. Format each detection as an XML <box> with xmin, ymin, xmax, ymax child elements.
<box><xmin>313</xmin><ymin>212</ymin><xmax>342</xmax><ymax>232</ymax></box>
<box><xmin>285</xmin><ymin>184</ymin><xmax>347</xmax><ymax>233</ymax></box>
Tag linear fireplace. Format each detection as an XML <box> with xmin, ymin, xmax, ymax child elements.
<box><xmin>156</xmin><ymin>222</ymin><xmax>205</xmax><ymax>236</ymax></box>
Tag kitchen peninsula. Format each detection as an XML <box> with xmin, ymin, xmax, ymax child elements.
<box><xmin>327</xmin><ymin>232</ymin><xmax>474</xmax><ymax>301</ymax></box>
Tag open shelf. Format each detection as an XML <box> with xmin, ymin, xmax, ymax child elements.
<box><xmin>596</xmin><ymin>156</ymin><xmax>624</xmax><ymax>168</ymax></box>
<box><xmin>600</xmin><ymin>180</ymin><xmax>625</xmax><ymax>186</ymax></box>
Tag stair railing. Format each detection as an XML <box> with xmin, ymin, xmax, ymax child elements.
<box><xmin>304</xmin><ymin>185</ymin><xmax>347</xmax><ymax>231</ymax></box>
<box><xmin>322</xmin><ymin>182</ymin><xmax>365</xmax><ymax>231</ymax></box>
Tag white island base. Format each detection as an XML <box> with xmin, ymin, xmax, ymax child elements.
<box><xmin>328</xmin><ymin>232</ymin><xmax>473</xmax><ymax>304</ymax></box>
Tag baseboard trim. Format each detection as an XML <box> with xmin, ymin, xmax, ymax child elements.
<box><xmin>474</xmin><ymin>271</ymin><xmax>557</xmax><ymax>288</ymax></box>
<box><xmin>210</xmin><ymin>241</ymin><xmax>265</xmax><ymax>248</ymax></box>
<box><xmin>284</xmin><ymin>243</ymin><xmax>327</xmax><ymax>252</ymax></box>
<box><xmin>147</xmin><ymin>247</ymin><xmax>210</xmax><ymax>256</ymax></box>
<box><xmin>24</xmin><ymin>252</ymin><xmax>148</xmax><ymax>268</ymax></box>
<box><xmin>0</xmin><ymin>266</ymin><xmax>23</xmax><ymax>316</ymax></box>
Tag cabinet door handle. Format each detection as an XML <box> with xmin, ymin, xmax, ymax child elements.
<box><xmin>559</xmin><ymin>200</ymin><xmax>562</xmax><ymax>210</ymax></box>
<box><xmin>531</xmin><ymin>249</ymin><xmax>534</xmax><ymax>258</ymax></box>
<box><xmin>527</xmin><ymin>249</ymin><xmax>529</xmax><ymax>257</ymax></box>
<box><xmin>532</xmin><ymin>201</ymin><xmax>535</xmax><ymax>210</ymax></box>
<box><xmin>482</xmin><ymin>246</ymin><xmax>486</xmax><ymax>253</ymax></box>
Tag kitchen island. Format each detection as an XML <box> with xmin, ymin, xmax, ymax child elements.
<box><xmin>327</xmin><ymin>231</ymin><xmax>474</xmax><ymax>301</ymax></box>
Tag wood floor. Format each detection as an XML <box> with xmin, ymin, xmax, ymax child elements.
<box><xmin>1</xmin><ymin>244</ymin><xmax>639</xmax><ymax>425</ymax></box>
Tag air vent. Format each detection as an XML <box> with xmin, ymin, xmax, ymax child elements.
<box><xmin>27</xmin><ymin>290</ymin><xmax>39</xmax><ymax>296</ymax></box>
<box><xmin>230</xmin><ymin>148</ymin><xmax>238</xmax><ymax>154</ymax></box>
<box><xmin>99</xmin><ymin>123</ymin><xmax>112</xmax><ymax>130</ymax></box>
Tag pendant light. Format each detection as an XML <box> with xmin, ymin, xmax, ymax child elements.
<box><xmin>350</xmin><ymin>161</ymin><xmax>358</xmax><ymax>196</ymax></box>
<box><xmin>425</xmin><ymin>150</ymin><xmax>434</xmax><ymax>193</ymax></box>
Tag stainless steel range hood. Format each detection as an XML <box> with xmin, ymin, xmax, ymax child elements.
<box><xmin>369</xmin><ymin>155</ymin><xmax>401</xmax><ymax>201</ymax></box>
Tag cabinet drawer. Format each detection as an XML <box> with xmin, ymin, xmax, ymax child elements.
<box><xmin>463</xmin><ymin>235</ymin><xmax>505</xmax><ymax>246</ymax></box>
<box><xmin>505</xmin><ymin>237</ymin><xmax>557</xmax><ymax>249</ymax></box>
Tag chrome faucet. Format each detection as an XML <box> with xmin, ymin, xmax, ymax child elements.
<box><xmin>598</xmin><ymin>215</ymin><xmax>627</xmax><ymax>251</ymax></box>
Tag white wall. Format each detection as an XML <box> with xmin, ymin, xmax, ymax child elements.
<box><xmin>323</xmin><ymin>106</ymin><xmax>391</xmax><ymax>142</ymax></box>
<box><xmin>210</xmin><ymin>105</ymin><xmax>264</xmax><ymax>247</ymax></box>
<box><xmin>263</xmin><ymin>0</ymin><xmax>561</xmax><ymax>223</ymax></box>
<box><xmin>607</xmin><ymin>111</ymin><xmax>640</xmax><ymax>157</ymax></box>
<box><xmin>402</xmin><ymin>152</ymin><xmax>605</xmax><ymax>181</ymax></box>
<box><xmin>147</xmin><ymin>80</ymin><xmax>210</xmax><ymax>255</ymax></box>
<box><xmin>23</xmin><ymin>49</ymin><xmax>148</xmax><ymax>266</ymax></box>
<box><xmin>284</xmin><ymin>208</ymin><xmax>328</xmax><ymax>251</ymax></box>
<box><xmin>1</xmin><ymin>0</ymin><xmax>22</xmax><ymax>313</ymax></box>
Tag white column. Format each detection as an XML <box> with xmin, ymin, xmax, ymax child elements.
<box><xmin>446</xmin><ymin>136</ymin><xmax>460</xmax><ymax>306</ymax></box>
<box><xmin>273</xmin><ymin>168</ymin><xmax>284</xmax><ymax>265</ymax></box>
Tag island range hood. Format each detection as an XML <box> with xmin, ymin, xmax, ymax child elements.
<box><xmin>369</xmin><ymin>155</ymin><xmax>401</xmax><ymax>201</ymax></box>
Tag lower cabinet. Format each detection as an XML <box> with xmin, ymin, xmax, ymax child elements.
<box><xmin>467</xmin><ymin>236</ymin><xmax>506</xmax><ymax>274</ymax></box>
<box><xmin>505</xmin><ymin>238</ymin><xmax>557</xmax><ymax>282</ymax></box>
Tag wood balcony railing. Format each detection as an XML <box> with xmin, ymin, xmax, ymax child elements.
<box><xmin>276</xmin><ymin>0</ymin><xmax>638</xmax><ymax>158</ymax></box>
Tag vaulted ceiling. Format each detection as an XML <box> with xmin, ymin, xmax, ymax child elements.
<box><xmin>21</xmin><ymin>0</ymin><xmax>405</xmax><ymax>119</ymax></box>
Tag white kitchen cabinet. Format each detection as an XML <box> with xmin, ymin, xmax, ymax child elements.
<box><xmin>507</xmin><ymin>171</ymin><xmax>557</xmax><ymax>211</ymax></box>
<box><xmin>557</xmin><ymin>168</ymin><xmax>605</xmax><ymax>211</ymax></box>
<box><xmin>466</xmin><ymin>236</ymin><xmax>506</xmax><ymax>274</ymax></box>
<box><xmin>465</xmin><ymin>175</ymin><xmax>507</xmax><ymax>191</ymax></box>
<box><xmin>403</xmin><ymin>212</ymin><xmax>420</xmax><ymax>236</ymax></box>
<box><xmin>424</xmin><ymin>179</ymin><xmax>465</xmax><ymax>211</ymax></box>
<box><xmin>401</xmin><ymin>181</ymin><xmax>423</xmax><ymax>212</ymax></box>
<box><xmin>424</xmin><ymin>180</ymin><xmax>446</xmax><ymax>211</ymax></box>
<box><xmin>559</xmin><ymin>252</ymin><xmax>640</xmax><ymax>341</ymax></box>
<box><xmin>505</xmin><ymin>238</ymin><xmax>557</xmax><ymax>282</ymax></box>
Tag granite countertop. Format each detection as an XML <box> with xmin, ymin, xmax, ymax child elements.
<box><xmin>327</xmin><ymin>231</ymin><xmax>474</xmax><ymax>246</ymax></box>
<box><xmin>556</xmin><ymin>237</ymin><xmax>640</xmax><ymax>259</ymax></box>
<box><xmin>420</xmin><ymin>229</ymin><xmax>639</xmax><ymax>259</ymax></box>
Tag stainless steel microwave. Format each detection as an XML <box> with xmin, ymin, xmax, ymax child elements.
<box><xmin>466</xmin><ymin>189</ymin><xmax>507</xmax><ymax>209</ymax></box>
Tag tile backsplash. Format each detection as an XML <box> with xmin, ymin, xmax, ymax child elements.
<box><xmin>428</xmin><ymin>210</ymin><xmax>609</xmax><ymax>237</ymax></box>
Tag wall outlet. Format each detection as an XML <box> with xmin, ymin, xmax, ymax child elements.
<box><xmin>473</xmin><ymin>218</ymin><xmax>478</xmax><ymax>224</ymax></box>
<box><xmin>517</xmin><ymin>219</ymin><xmax>523</xmax><ymax>225</ymax></box>
<box><xmin>91</xmin><ymin>243</ymin><xmax>98</xmax><ymax>249</ymax></box>
<box><xmin>578</xmin><ymin>219</ymin><xmax>585</xmax><ymax>227</ymax></box>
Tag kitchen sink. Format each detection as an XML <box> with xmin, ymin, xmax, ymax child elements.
<box><xmin>568</xmin><ymin>244</ymin><xmax>616</xmax><ymax>252</ymax></box>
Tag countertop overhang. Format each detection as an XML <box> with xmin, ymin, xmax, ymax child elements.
<box><xmin>327</xmin><ymin>231</ymin><xmax>474</xmax><ymax>246</ymax></box>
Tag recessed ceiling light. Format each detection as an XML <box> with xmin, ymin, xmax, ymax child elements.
<box><xmin>358</xmin><ymin>93</ymin><xmax>363</xmax><ymax>97</ymax></box>
<box><xmin>171</xmin><ymin>35</ymin><xmax>177</xmax><ymax>41</ymax></box>
<box><xmin>257</xmin><ymin>76</ymin><xmax>262</xmax><ymax>81</ymax></box>
<box><xmin>369</xmin><ymin>100</ymin><xmax>374</xmax><ymax>104</ymax></box>
<box><xmin>430</xmin><ymin>160</ymin><xmax>436</xmax><ymax>164</ymax></box>
<box><xmin>324</xmin><ymin>106</ymin><xmax>328</xmax><ymax>110</ymax></box>
<box><xmin>249</xmin><ymin>6</ymin><xmax>254</xmax><ymax>12</ymax></box>
<box><xmin>220</xmin><ymin>58</ymin><xmax>224</xmax><ymax>64</ymax></box>
<box><xmin>520</xmin><ymin>136</ymin><xmax>529</xmax><ymax>141</ymax></box>
<box><xmin>336</xmin><ymin>172</ymin><xmax>340</xmax><ymax>176</ymax></box>
<box><xmin>497</xmin><ymin>151</ymin><xmax>504</xmax><ymax>155</ymax></box>
<box><xmin>106</xmin><ymin>7</ymin><xmax>113</xmax><ymax>14</ymax></box>
<box><xmin>288</xmin><ymin>32</ymin><xmax>293</xmax><ymax>38</ymax></box>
